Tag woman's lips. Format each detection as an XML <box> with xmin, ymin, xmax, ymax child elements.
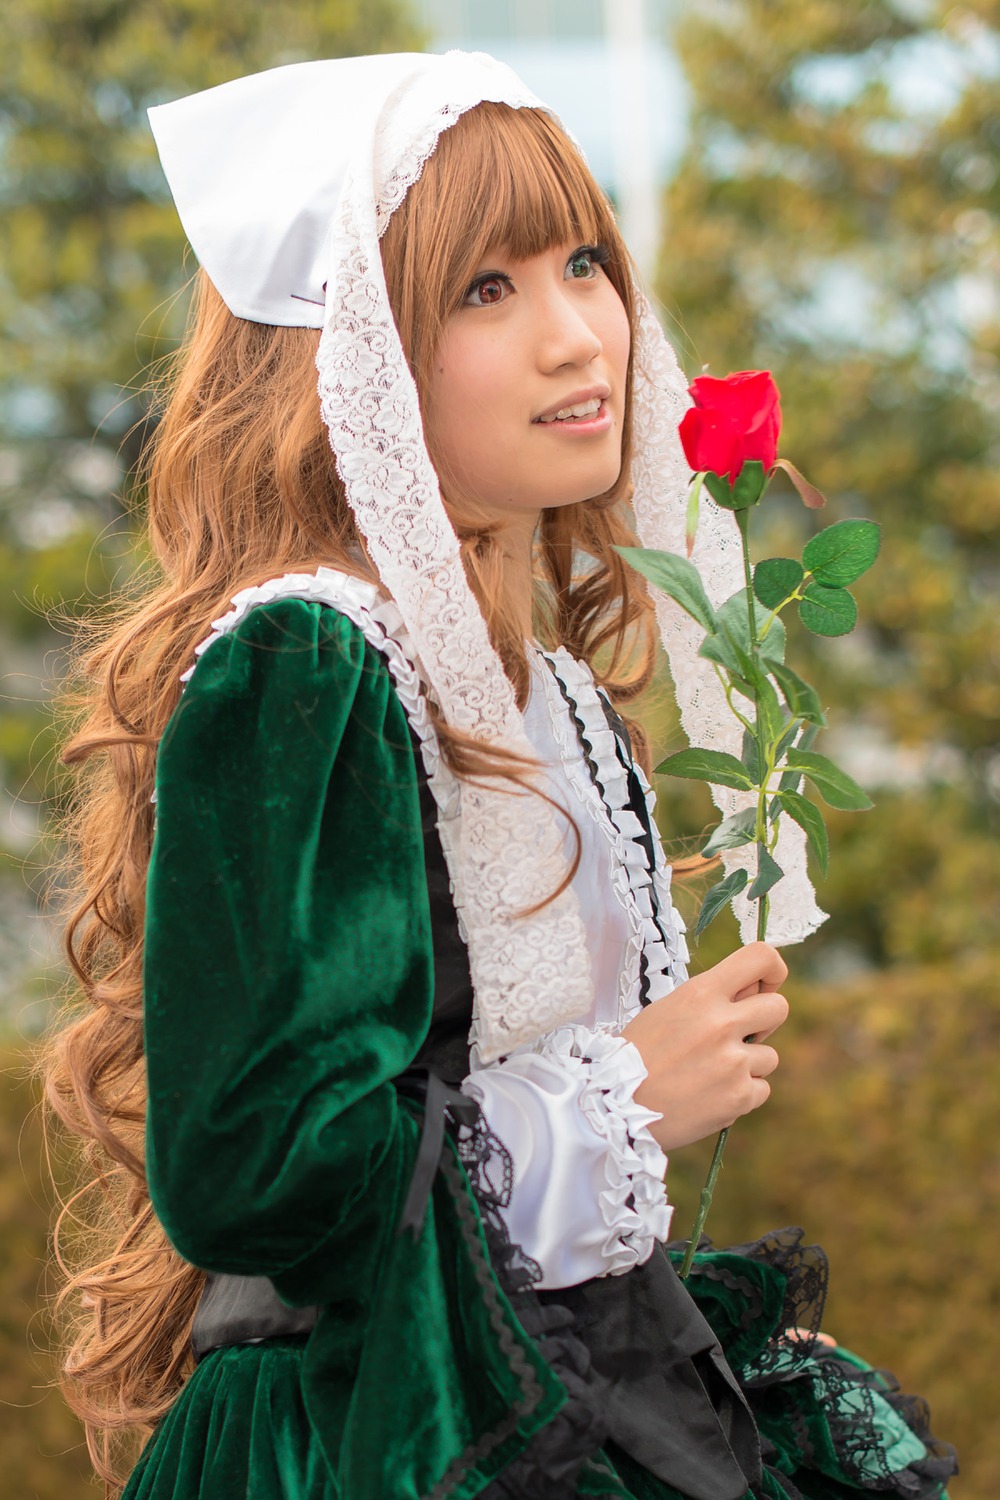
<box><xmin>534</xmin><ymin>397</ymin><xmax>612</xmax><ymax>432</ymax></box>
<box><xmin>533</xmin><ymin>385</ymin><xmax>612</xmax><ymax>423</ymax></box>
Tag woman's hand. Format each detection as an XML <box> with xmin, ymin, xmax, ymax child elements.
<box><xmin>621</xmin><ymin>941</ymin><xmax>789</xmax><ymax>1152</ymax></box>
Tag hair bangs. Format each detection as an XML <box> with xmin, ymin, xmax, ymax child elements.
<box><xmin>456</xmin><ymin>105</ymin><xmax>611</xmax><ymax>266</ymax></box>
<box><xmin>382</xmin><ymin>102</ymin><xmax>631</xmax><ymax>385</ymax></box>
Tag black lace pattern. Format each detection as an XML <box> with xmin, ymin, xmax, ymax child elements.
<box><xmin>674</xmin><ymin>1228</ymin><xmax>958</xmax><ymax>1500</ymax></box>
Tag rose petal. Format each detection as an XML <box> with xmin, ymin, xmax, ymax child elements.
<box><xmin>686</xmin><ymin>370</ymin><xmax>781</xmax><ymax>476</ymax></box>
<box><xmin>679</xmin><ymin>405</ymin><xmax>743</xmax><ymax>479</ymax></box>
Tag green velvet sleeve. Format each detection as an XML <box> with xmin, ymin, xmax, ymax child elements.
<box><xmin>143</xmin><ymin>598</ymin><xmax>434</xmax><ymax>1291</ymax></box>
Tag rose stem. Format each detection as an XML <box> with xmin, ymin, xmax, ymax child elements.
<box><xmin>679</xmin><ymin>502</ymin><xmax>766</xmax><ymax>1282</ymax></box>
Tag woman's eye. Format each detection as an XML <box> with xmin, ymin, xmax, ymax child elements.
<box><xmin>463</xmin><ymin>274</ymin><xmax>511</xmax><ymax>307</ymax></box>
<box><xmin>566</xmin><ymin>245</ymin><xmax>610</xmax><ymax>280</ymax></box>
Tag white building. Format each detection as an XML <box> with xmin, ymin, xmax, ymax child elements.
<box><xmin>411</xmin><ymin>0</ymin><xmax>687</xmax><ymax>279</ymax></box>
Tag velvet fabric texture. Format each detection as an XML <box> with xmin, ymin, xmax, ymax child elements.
<box><xmin>141</xmin><ymin>602</ymin><xmax>573</xmax><ymax>1498</ymax></box>
<box><xmin>130</xmin><ymin>599</ymin><xmax>953</xmax><ymax>1500</ymax></box>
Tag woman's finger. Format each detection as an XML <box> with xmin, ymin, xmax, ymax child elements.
<box><xmin>733</xmin><ymin>990</ymin><xmax>789</xmax><ymax>1042</ymax></box>
<box><xmin>745</xmin><ymin>1042</ymin><xmax>780</xmax><ymax>1079</ymax></box>
<box><xmin>711</xmin><ymin>940</ymin><xmax>788</xmax><ymax>996</ymax></box>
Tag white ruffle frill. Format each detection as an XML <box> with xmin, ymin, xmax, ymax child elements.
<box><xmin>464</xmin><ymin>1025</ymin><xmax>671</xmax><ymax>1289</ymax></box>
<box><xmin>534</xmin><ymin>646</ymin><xmax>689</xmax><ymax>1018</ymax></box>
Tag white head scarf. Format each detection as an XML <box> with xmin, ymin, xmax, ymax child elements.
<box><xmin>149</xmin><ymin>51</ymin><xmax>823</xmax><ymax>1061</ymax></box>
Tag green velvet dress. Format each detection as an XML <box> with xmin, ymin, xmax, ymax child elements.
<box><xmin>125</xmin><ymin>597</ymin><xmax>954</xmax><ymax>1500</ymax></box>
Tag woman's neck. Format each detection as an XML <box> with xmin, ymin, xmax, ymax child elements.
<box><xmin>494</xmin><ymin>510</ymin><xmax>537</xmax><ymax>643</ymax></box>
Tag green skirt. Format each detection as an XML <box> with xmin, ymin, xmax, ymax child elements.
<box><xmin>123</xmin><ymin>1231</ymin><xmax>955</xmax><ymax>1500</ymax></box>
<box><xmin>121</xmin><ymin>1337</ymin><xmax>682</xmax><ymax>1499</ymax></box>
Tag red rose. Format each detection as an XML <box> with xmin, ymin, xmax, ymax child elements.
<box><xmin>678</xmin><ymin>370</ymin><xmax>782</xmax><ymax>480</ymax></box>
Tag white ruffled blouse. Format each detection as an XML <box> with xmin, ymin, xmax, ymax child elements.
<box><xmin>465</xmin><ymin>648</ymin><xmax>688</xmax><ymax>1288</ymax></box>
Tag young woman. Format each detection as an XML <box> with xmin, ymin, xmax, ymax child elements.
<box><xmin>47</xmin><ymin>51</ymin><xmax>955</xmax><ymax>1500</ymax></box>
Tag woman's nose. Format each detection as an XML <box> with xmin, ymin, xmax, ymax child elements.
<box><xmin>535</xmin><ymin>288</ymin><xmax>603</xmax><ymax>371</ymax></box>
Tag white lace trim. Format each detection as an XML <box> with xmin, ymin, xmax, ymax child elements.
<box><xmin>314</xmin><ymin>59</ymin><xmax>596</xmax><ymax>1062</ymax></box>
<box><xmin>182</xmin><ymin>568</ymin><xmax>603</xmax><ymax>1061</ymax></box>
<box><xmin>531</xmin><ymin>647</ymin><xmax>689</xmax><ymax>1024</ymax></box>
<box><xmin>634</xmin><ymin>758</ymin><xmax>693</xmax><ymax>983</ymax></box>
<box><xmin>525</xmin><ymin>1025</ymin><xmax>672</xmax><ymax>1274</ymax></box>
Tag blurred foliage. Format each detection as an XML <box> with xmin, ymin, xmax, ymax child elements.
<box><xmin>657</xmin><ymin>3</ymin><xmax>1000</xmax><ymax>1495</ymax></box>
<box><xmin>0</xmin><ymin>1042</ymin><xmax>93</xmax><ymax>1493</ymax></box>
<box><xmin>0</xmin><ymin>0</ymin><xmax>425</xmax><ymax>860</ymax></box>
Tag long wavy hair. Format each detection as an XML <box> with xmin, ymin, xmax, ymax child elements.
<box><xmin>44</xmin><ymin>100</ymin><xmax>655</xmax><ymax>1491</ymax></box>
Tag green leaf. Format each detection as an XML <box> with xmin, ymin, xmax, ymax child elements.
<box><xmin>747</xmin><ymin>845</ymin><xmax>784</xmax><ymax>901</ymax></box>
<box><xmin>778</xmin><ymin>723</ymin><xmax>820</xmax><ymax>794</ymax></box>
<box><xmin>802</xmin><ymin>519</ymin><xmax>881</xmax><ymax>586</ymax></box>
<box><xmin>798</xmin><ymin>581</ymin><xmax>858</xmax><ymax>637</ymax></box>
<box><xmin>732</xmin><ymin>460</ymin><xmax>767</xmax><ymax>509</ymax></box>
<box><xmin>775</xmin><ymin>718</ymin><xmax>801</xmax><ymax>762</ymax></box>
<box><xmin>654</xmin><ymin>748</ymin><xmax>755</xmax><ymax>789</ymax></box>
<box><xmin>717</xmin><ymin>591</ymin><xmax>787</xmax><ymax>664</ymax></box>
<box><xmin>617</xmin><ymin>547</ymin><xmax>718</xmax><ymax>633</ymax></box>
<box><xmin>784</xmin><ymin>749</ymin><xmax>874</xmax><ymax>810</ymax></box>
<box><xmin>770</xmin><ymin>661</ymin><xmax>827</xmax><ymax>725</ymax></box>
<box><xmin>701</xmin><ymin>808</ymin><xmax>758</xmax><ymax>858</ymax></box>
<box><xmin>703</xmin><ymin>471</ymin><xmax>738</xmax><ymax>509</ymax></box>
<box><xmin>695</xmin><ymin>867</ymin><xmax>749</xmax><ymax>936</ymax></box>
<box><xmin>741</xmin><ymin>728</ymin><xmax>764</xmax><ymax>784</ymax></box>
<box><xmin>776</xmin><ymin>790</ymin><xmax>830</xmax><ymax>876</ymax></box>
<box><xmin>753</xmin><ymin>557</ymin><xmax>803</xmax><ymax>609</ymax></box>
<box><xmin>755</xmin><ymin>675</ymin><xmax>786</xmax><ymax>746</ymax></box>
<box><xmin>699</xmin><ymin>630</ymin><xmax>740</xmax><ymax>676</ymax></box>
<box><xmin>759</xmin><ymin>628</ymin><xmax>787</xmax><ymax>669</ymax></box>
<box><xmin>698</xmin><ymin>631</ymin><xmax>762</xmax><ymax>699</ymax></box>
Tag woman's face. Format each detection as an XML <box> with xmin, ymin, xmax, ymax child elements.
<box><xmin>421</xmin><ymin>239</ymin><xmax>631</xmax><ymax>525</ymax></box>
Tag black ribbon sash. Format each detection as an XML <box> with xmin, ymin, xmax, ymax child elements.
<box><xmin>394</xmin><ymin>1068</ymin><xmax>479</xmax><ymax>1239</ymax></box>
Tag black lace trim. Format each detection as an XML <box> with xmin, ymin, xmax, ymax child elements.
<box><xmin>687</xmin><ymin>1225</ymin><xmax>830</xmax><ymax>1381</ymax></box>
<box><xmin>452</xmin><ymin>1103</ymin><xmax>541</xmax><ymax>1293</ymax></box>
<box><xmin>447</xmin><ymin>1105</ymin><xmax>616</xmax><ymax>1499</ymax></box>
<box><xmin>765</xmin><ymin>1355</ymin><xmax>958</xmax><ymax>1498</ymax></box>
<box><xmin>541</xmin><ymin>657</ymin><xmax>682</xmax><ymax>1008</ymax></box>
<box><xmin>674</xmin><ymin>1228</ymin><xmax>957</xmax><ymax>1499</ymax></box>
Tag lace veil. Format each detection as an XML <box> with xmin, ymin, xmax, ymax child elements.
<box><xmin>149</xmin><ymin>50</ymin><xmax>823</xmax><ymax>1062</ymax></box>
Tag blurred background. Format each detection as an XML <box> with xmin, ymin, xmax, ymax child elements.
<box><xmin>1</xmin><ymin>0</ymin><xmax>997</xmax><ymax>1494</ymax></box>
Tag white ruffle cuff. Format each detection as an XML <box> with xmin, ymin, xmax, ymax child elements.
<box><xmin>463</xmin><ymin>1024</ymin><xmax>672</xmax><ymax>1290</ymax></box>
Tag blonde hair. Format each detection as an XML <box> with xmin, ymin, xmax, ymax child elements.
<box><xmin>44</xmin><ymin>101</ymin><xmax>654</xmax><ymax>1491</ymax></box>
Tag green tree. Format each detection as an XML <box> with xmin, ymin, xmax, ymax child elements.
<box><xmin>657</xmin><ymin>4</ymin><xmax>1000</xmax><ymax>1495</ymax></box>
